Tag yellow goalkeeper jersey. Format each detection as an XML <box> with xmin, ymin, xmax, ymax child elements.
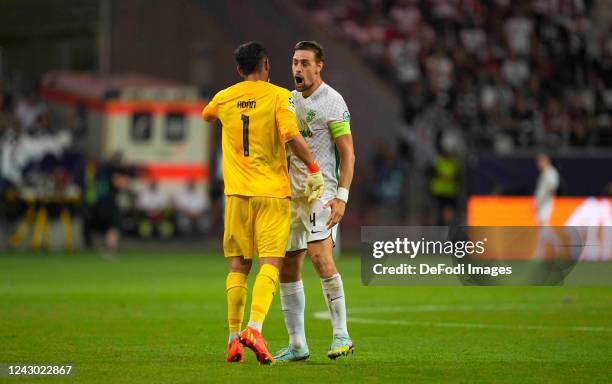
<box><xmin>203</xmin><ymin>80</ymin><xmax>299</xmax><ymax>198</ymax></box>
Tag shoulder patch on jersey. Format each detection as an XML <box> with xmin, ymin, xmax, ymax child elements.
<box><xmin>306</xmin><ymin>109</ymin><xmax>316</xmax><ymax>123</ymax></box>
<box><xmin>342</xmin><ymin>110</ymin><xmax>351</xmax><ymax>122</ymax></box>
<box><xmin>286</xmin><ymin>96</ymin><xmax>296</xmax><ymax>113</ymax></box>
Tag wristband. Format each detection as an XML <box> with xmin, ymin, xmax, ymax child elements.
<box><xmin>336</xmin><ymin>187</ymin><xmax>349</xmax><ymax>203</ymax></box>
<box><xmin>306</xmin><ymin>161</ymin><xmax>320</xmax><ymax>174</ymax></box>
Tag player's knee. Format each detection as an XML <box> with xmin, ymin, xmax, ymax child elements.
<box><xmin>257</xmin><ymin>264</ymin><xmax>280</xmax><ymax>287</ymax></box>
<box><xmin>228</xmin><ymin>257</ymin><xmax>252</xmax><ymax>274</ymax></box>
<box><xmin>278</xmin><ymin>250</ymin><xmax>305</xmax><ymax>282</ymax></box>
<box><xmin>279</xmin><ymin>258</ymin><xmax>301</xmax><ymax>282</ymax></box>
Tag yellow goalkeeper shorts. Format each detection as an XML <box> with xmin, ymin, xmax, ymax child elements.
<box><xmin>224</xmin><ymin>195</ymin><xmax>290</xmax><ymax>259</ymax></box>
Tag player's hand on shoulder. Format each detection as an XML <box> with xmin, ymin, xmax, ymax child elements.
<box><xmin>323</xmin><ymin>198</ymin><xmax>346</xmax><ymax>229</ymax></box>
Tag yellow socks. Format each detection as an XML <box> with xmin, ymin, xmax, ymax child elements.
<box><xmin>226</xmin><ymin>272</ymin><xmax>248</xmax><ymax>340</ymax></box>
<box><xmin>247</xmin><ymin>264</ymin><xmax>280</xmax><ymax>331</ymax></box>
<box><xmin>227</xmin><ymin>264</ymin><xmax>279</xmax><ymax>336</ymax></box>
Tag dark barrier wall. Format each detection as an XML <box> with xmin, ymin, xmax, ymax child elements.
<box><xmin>472</xmin><ymin>155</ymin><xmax>612</xmax><ymax>197</ymax></box>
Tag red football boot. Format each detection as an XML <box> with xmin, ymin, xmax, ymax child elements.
<box><xmin>226</xmin><ymin>337</ymin><xmax>244</xmax><ymax>363</ymax></box>
<box><xmin>239</xmin><ymin>326</ymin><xmax>274</xmax><ymax>365</ymax></box>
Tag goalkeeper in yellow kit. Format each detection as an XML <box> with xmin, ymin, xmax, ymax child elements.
<box><xmin>202</xmin><ymin>41</ymin><xmax>324</xmax><ymax>365</ymax></box>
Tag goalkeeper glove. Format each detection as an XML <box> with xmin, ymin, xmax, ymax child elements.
<box><xmin>305</xmin><ymin>161</ymin><xmax>324</xmax><ymax>203</ymax></box>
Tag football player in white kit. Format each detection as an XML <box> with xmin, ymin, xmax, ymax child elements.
<box><xmin>274</xmin><ymin>41</ymin><xmax>356</xmax><ymax>362</ymax></box>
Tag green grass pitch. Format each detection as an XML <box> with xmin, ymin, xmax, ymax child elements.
<box><xmin>1</xmin><ymin>250</ymin><xmax>611</xmax><ymax>383</ymax></box>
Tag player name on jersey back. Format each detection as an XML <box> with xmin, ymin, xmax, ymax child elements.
<box><xmin>236</xmin><ymin>100</ymin><xmax>256</xmax><ymax>109</ymax></box>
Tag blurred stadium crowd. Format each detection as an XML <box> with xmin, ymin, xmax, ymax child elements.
<box><xmin>301</xmin><ymin>0</ymin><xmax>611</xmax><ymax>226</ymax></box>
<box><xmin>306</xmin><ymin>0</ymin><xmax>611</xmax><ymax>150</ymax></box>
<box><xmin>0</xmin><ymin>83</ymin><xmax>213</xmax><ymax>250</ymax></box>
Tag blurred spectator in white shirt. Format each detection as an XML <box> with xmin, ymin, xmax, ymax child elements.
<box><xmin>136</xmin><ymin>180</ymin><xmax>173</xmax><ymax>239</ymax></box>
<box><xmin>390</xmin><ymin>0</ymin><xmax>421</xmax><ymax>35</ymax></box>
<box><xmin>460</xmin><ymin>24</ymin><xmax>487</xmax><ymax>57</ymax></box>
<box><xmin>504</xmin><ymin>12</ymin><xmax>533</xmax><ymax>56</ymax></box>
<box><xmin>502</xmin><ymin>52</ymin><xmax>530</xmax><ymax>89</ymax></box>
<box><xmin>0</xmin><ymin>117</ymin><xmax>71</xmax><ymax>186</ymax></box>
<box><xmin>137</xmin><ymin>180</ymin><xmax>168</xmax><ymax>218</ymax></box>
<box><xmin>15</xmin><ymin>93</ymin><xmax>45</xmax><ymax>132</ymax></box>
<box><xmin>174</xmin><ymin>179</ymin><xmax>211</xmax><ymax>235</ymax></box>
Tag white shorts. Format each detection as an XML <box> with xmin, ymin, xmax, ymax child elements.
<box><xmin>286</xmin><ymin>197</ymin><xmax>338</xmax><ymax>252</ymax></box>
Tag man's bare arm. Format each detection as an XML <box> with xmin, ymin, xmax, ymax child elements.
<box><xmin>323</xmin><ymin>134</ymin><xmax>355</xmax><ymax>228</ymax></box>
<box><xmin>287</xmin><ymin>134</ymin><xmax>315</xmax><ymax>166</ymax></box>
<box><xmin>335</xmin><ymin>134</ymin><xmax>355</xmax><ymax>191</ymax></box>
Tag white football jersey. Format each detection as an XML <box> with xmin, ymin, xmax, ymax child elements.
<box><xmin>289</xmin><ymin>82</ymin><xmax>350</xmax><ymax>201</ymax></box>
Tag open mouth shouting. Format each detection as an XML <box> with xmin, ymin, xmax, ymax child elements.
<box><xmin>294</xmin><ymin>75</ymin><xmax>305</xmax><ymax>90</ymax></box>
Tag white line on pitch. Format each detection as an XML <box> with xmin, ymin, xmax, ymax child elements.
<box><xmin>346</xmin><ymin>303</ymin><xmax>539</xmax><ymax>314</ymax></box>
<box><xmin>313</xmin><ymin>307</ymin><xmax>612</xmax><ymax>333</ymax></box>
